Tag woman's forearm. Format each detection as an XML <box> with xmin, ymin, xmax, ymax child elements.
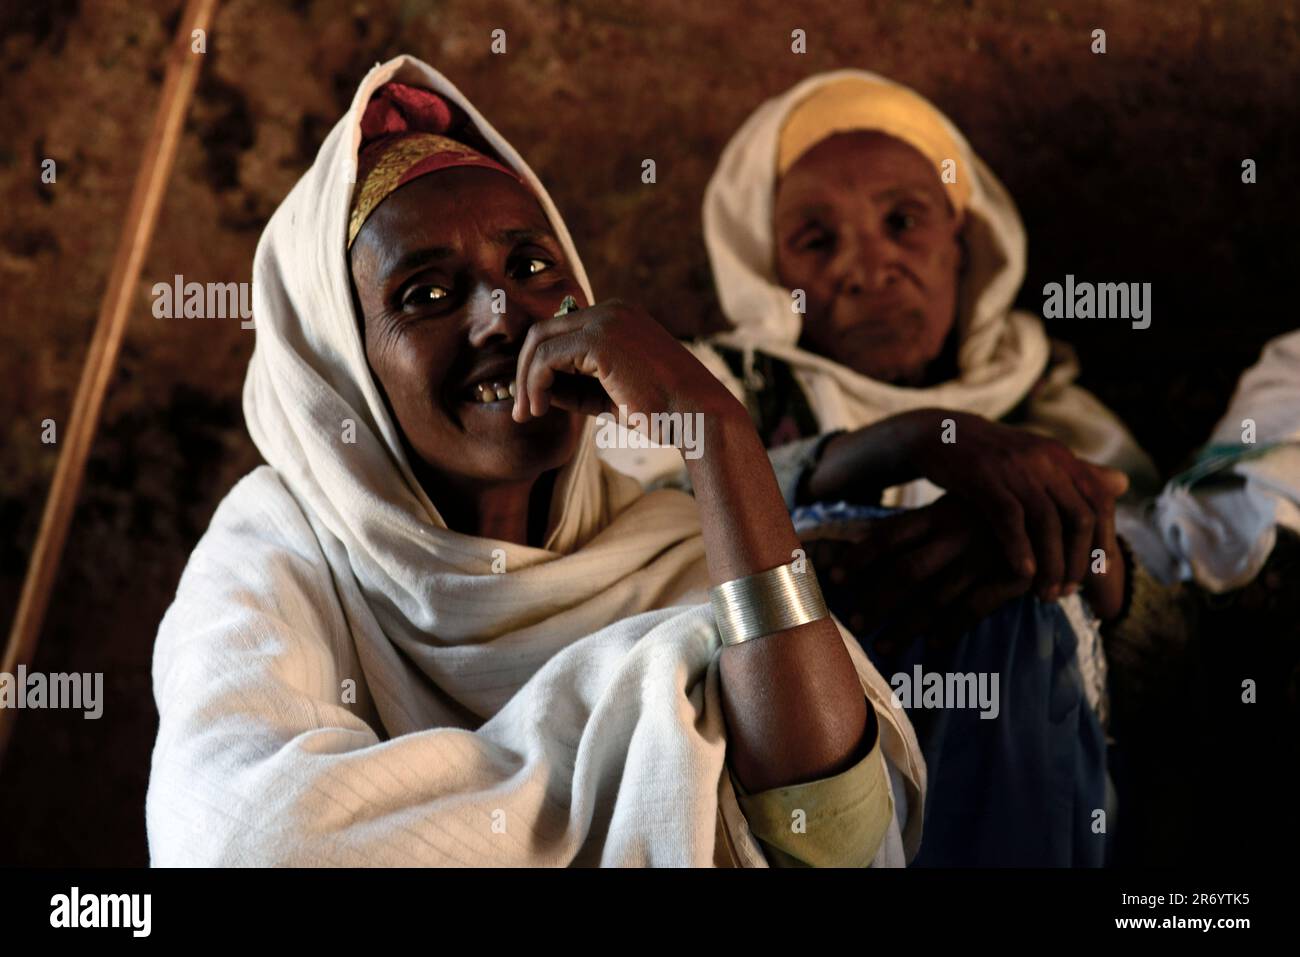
<box><xmin>682</xmin><ymin>398</ymin><xmax>869</xmax><ymax>793</ymax></box>
<box><xmin>803</xmin><ymin>410</ymin><xmax>937</xmax><ymax>504</ymax></box>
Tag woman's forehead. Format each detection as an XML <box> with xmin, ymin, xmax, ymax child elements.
<box><xmin>775</xmin><ymin>131</ymin><xmax>946</xmax><ymax>211</ymax></box>
<box><xmin>353</xmin><ymin>169</ymin><xmax>553</xmax><ymax>270</ymax></box>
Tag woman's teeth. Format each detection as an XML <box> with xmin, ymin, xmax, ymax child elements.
<box><xmin>472</xmin><ymin>380</ymin><xmax>516</xmax><ymax>404</ymax></box>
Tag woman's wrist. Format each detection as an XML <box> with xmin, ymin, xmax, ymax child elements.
<box><xmin>792</xmin><ymin>430</ymin><xmax>848</xmax><ymax>506</ymax></box>
<box><xmin>804</xmin><ymin>410</ymin><xmax>930</xmax><ymax>503</ymax></box>
<box><xmin>682</xmin><ymin>403</ymin><xmax>804</xmax><ymax>582</ymax></box>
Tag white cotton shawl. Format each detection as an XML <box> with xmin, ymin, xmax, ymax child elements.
<box><xmin>693</xmin><ymin>69</ymin><xmax>1158</xmax><ymax>508</ymax></box>
<box><xmin>145</xmin><ymin>55</ymin><xmax>924</xmax><ymax>867</ymax></box>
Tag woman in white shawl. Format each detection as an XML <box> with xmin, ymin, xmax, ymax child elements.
<box><xmin>144</xmin><ymin>56</ymin><xmax>926</xmax><ymax>868</ymax></box>
<box><xmin>610</xmin><ymin>71</ymin><xmax>1158</xmax><ymax>631</ymax></box>
<box><xmin>604</xmin><ymin>70</ymin><xmax>1142</xmax><ymax>867</ymax></box>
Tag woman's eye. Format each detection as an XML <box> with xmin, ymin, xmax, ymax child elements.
<box><xmin>887</xmin><ymin>210</ymin><xmax>919</xmax><ymax>233</ymax></box>
<box><xmin>402</xmin><ymin>285</ymin><xmax>450</xmax><ymax>308</ymax></box>
<box><xmin>510</xmin><ymin>257</ymin><xmax>553</xmax><ymax>280</ymax></box>
<box><xmin>797</xmin><ymin>231</ymin><xmax>833</xmax><ymax>252</ymax></box>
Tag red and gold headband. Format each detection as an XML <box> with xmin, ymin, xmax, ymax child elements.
<box><xmin>347</xmin><ymin>82</ymin><xmax>524</xmax><ymax>249</ymax></box>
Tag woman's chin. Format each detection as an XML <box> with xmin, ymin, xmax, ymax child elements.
<box><xmin>433</xmin><ymin>405</ymin><xmax>582</xmax><ymax>481</ymax></box>
<box><xmin>837</xmin><ymin>354</ymin><xmax>905</xmax><ymax>383</ymax></box>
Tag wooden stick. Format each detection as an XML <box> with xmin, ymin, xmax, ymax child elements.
<box><xmin>1</xmin><ymin>0</ymin><xmax>218</xmax><ymax>764</ymax></box>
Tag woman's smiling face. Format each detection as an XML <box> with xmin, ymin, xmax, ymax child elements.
<box><xmin>349</xmin><ymin>167</ymin><xmax>587</xmax><ymax>490</ymax></box>
<box><xmin>773</xmin><ymin>130</ymin><xmax>964</xmax><ymax>387</ymax></box>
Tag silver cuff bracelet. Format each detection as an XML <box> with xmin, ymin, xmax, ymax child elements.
<box><xmin>709</xmin><ymin>559</ymin><xmax>829</xmax><ymax>646</ymax></box>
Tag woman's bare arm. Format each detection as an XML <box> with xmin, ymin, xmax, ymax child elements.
<box><xmin>684</xmin><ymin>398</ymin><xmax>870</xmax><ymax>793</ymax></box>
<box><xmin>513</xmin><ymin>299</ymin><xmax>871</xmax><ymax>794</ymax></box>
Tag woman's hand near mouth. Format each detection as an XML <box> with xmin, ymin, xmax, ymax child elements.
<box><xmin>511</xmin><ymin>298</ymin><xmax>737</xmax><ymax>425</ymax></box>
<box><xmin>514</xmin><ymin>298</ymin><xmax>874</xmax><ymax>795</ymax></box>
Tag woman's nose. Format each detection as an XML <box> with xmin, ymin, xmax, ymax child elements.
<box><xmin>465</xmin><ymin>283</ymin><xmax>532</xmax><ymax>347</ymax></box>
<box><xmin>836</xmin><ymin>230</ymin><xmax>894</xmax><ymax>295</ymax></box>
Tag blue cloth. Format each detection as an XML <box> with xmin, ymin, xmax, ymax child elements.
<box><xmin>792</xmin><ymin>502</ymin><xmax>1111</xmax><ymax>867</ymax></box>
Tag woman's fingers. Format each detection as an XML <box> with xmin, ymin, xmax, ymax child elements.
<box><xmin>514</xmin><ymin>298</ymin><xmax>715</xmax><ymax>427</ymax></box>
<box><xmin>548</xmin><ymin>372</ymin><xmax>614</xmax><ymax>417</ymax></box>
<box><xmin>1070</xmin><ymin>461</ymin><xmax>1127</xmax><ymax>516</ymax></box>
<box><xmin>512</xmin><ymin>309</ymin><xmax>594</xmax><ymax>421</ymax></box>
<box><xmin>857</xmin><ymin>520</ymin><xmax>975</xmax><ymax>622</ymax></box>
<box><xmin>889</xmin><ymin>524</ymin><xmax>974</xmax><ymax>584</ymax></box>
<box><xmin>853</xmin><ymin>504</ymin><xmax>944</xmax><ymax>556</ymax></box>
<box><xmin>518</xmin><ymin>332</ymin><xmax>563</xmax><ymax>419</ymax></box>
<box><xmin>515</xmin><ymin>325</ymin><xmax>607</xmax><ymax>422</ymax></box>
<box><xmin>964</xmin><ymin>575</ymin><xmax>1036</xmax><ymax>621</ymax></box>
<box><xmin>931</xmin><ymin>573</ymin><xmax>1036</xmax><ymax>644</ymax></box>
<box><xmin>1088</xmin><ymin>464</ymin><xmax>1130</xmax><ymax>499</ymax></box>
<box><xmin>1083</xmin><ymin>498</ymin><xmax>1126</xmax><ymax>619</ymax></box>
<box><xmin>856</xmin><ymin>499</ymin><xmax>978</xmax><ymax>575</ymax></box>
<box><xmin>1046</xmin><ymin>474</ymin><xmax>1096</xmax><ymax>592</ymax></box>
<box><xmin>1017</xmin><ymin>483</ymin><xmax>1065</xmax><ymax>599</ymax></box>
<box><xmin>1071</xmin><ymin>464</ymin><xmax>1118</xmax><ymax>567</ymax></box>
<box><xmin>970</xmin><ymin>480</ymin><xmax>1036</xmax><ymax>579</ymax></box>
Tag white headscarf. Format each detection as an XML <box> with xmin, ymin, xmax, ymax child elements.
<box><xmin>698</xmin><ymin>70</ymin><xmax>1158</xmax><ymax>507</ymax></box>
<box><xmin>146</xmin><ymin>56</ymin><xmax>924</xmax><ymax>866</ymax></box>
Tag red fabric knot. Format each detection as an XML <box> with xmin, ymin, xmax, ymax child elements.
<box><xmin>360</xmin><ymin>82</ymin><xmax>456</xmax><ymax>144</ymax></box>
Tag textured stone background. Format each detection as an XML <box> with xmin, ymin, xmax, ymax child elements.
<box><xmin>1</xmin><ymin>0</ymin><xmax>1297</xmax><ymax>865</ymax></box>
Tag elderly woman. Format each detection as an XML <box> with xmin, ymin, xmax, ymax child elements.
<box><xmin>613</xmin><ymin>71</ymin><xmax>1159</xmax><ymax>631</ymax></box>
<box><xmin>144</xmin><ymin>56</ymin><xmax>925</xmax><ymax>868</ymax></box>
<box><xmin>603</xmin><ymin>70</ymin><xmax>1156</xmax><ymax>866</ymax></box>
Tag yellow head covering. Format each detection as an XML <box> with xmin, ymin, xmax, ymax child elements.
<box><xmin>777</xmin><ymin>76</ymin><xmax>972</xmax><ymax>213</ymax></box>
